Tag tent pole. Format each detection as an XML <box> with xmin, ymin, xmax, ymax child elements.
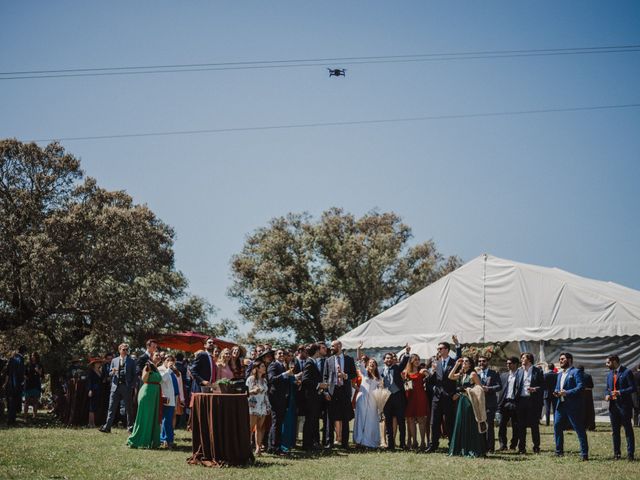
<box><xmin>482</xmin><ymin>253</ymin><xmax>487</xmax><ymax>343</ymax></box>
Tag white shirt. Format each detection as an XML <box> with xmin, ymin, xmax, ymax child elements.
<box><xmin>560</xmin><ymin>368</ymin><xmax>570</xmax><ymax>390</ymax></box>
<box><xmin>506</xmin><ymin>371</ymin><xmax>517</xmax><ymax>399</ymax></box>
<box><xmin>520</xmin><ymin>366</ymin><xmax>532</xmax><ymax>397</ymax></box>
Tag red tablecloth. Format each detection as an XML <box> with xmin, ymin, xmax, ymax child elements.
<box><xmin>188</xmin><ymin>393</ymin><xmax>253</xmax><ymax>467</ymax></box>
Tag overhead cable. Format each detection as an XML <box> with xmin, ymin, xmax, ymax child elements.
<box><xmin>2</xmin><ymin>44</ymin><xmax>639</xmax><ymax>80</ymax></box>
<box><xmin>28</xmin><ymin>102</ymin><xmax>640</xmax><ymax>143</ymax></box>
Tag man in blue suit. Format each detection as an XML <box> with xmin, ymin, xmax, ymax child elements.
<box><xmin>268</xmin><ymin>348</ymin><xmax>296</xmax><ymax>454</ymax></box>
<box><xmin>605</xmin><ymin>355</ymin><xmax>636</xmax><ymax>461</ymax></box>
<box><xmin>190</xmin><ymin>338</ymin><xmax>217</xmax><ymax>393</ymax></box>
<box><xmin>425</xmin><ymin>336</ymin><xmax>462</xmax><ymax>453</ymax></box>
<box><xmin>553</xmin><ymin>352</ymin><xmax>589</xmax><ymax>460</ymax></box>
<box><xmin>5</xmin><ymin>345</ymin><xmax>27</xmax><ymax>426</ymax></box>
<box><xmin>100</xmin><ymin>343</ymin><xmax>136</xmax><ymax>433</ymax></box>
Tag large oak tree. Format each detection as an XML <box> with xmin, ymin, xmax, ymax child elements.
<box><xmin>0</xmin><ymin>139</ymin><xmax>218</xmax><ymax>371</ymax></box>
<box><xmin>229</xmin><ymin>208</ymin><xmax>461</xmax><ymax>343</ymax></box>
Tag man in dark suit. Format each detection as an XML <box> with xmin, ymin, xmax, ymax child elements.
<box><xmin>381</xmin><ymin>344</ymin><xmax>411</xmax><ymax>450</ymax></box>
<box><xmin>301</xmin><ymin>343</ymin><xmax>329</xmax><ymax>450</ymax></box>
<box><xmin>5</xmin><ymin>345</ymin><xmax>27</xmax><ymax>426</ymax></box>
<box><xmin>100</xmin><ymin>343</ymin><xmax>136</xmax><ymax>433</ymax></box>
<box><xmin>543</xmin><ymin>363</ymin><xmax>558</xmax><ymax>426</ymax></box>
<box><xmin>633</xmin><ymin>364</ymin><xmax>640</xmax><ymax>427</ymax></box>
<box><xmin>135</xmin><ymin>339</ymin><xmax>158</xmax><ymax>378</ymax></box>
<box><xmin>189</xmin><ymin>338</ymin><xmax>217</xmax><ymax>393</ymax></box>
<box><xmin>553</xmin><ymin>352</ymin><xmax>589</xmax><ymax>460</ymax></box>
<box><xmin>0</xmin><ymin>355</ymin><xmax>7</xmax><ymax>421</ymax></box>
<box><xmin>425</xmin><ymin>336</ymin><xmax>462</xmax><ymax>452</ymax></box>
<box><xmin>316</xmin><ymin>343</ymin><xmax>330</xmax><ymax>447</ymax></box>
<box><xmin>498</xmin><ymin>356</ymin><xmax>520</xmax><ymax>450</ymax></box>
<box><xmin>515</xmin><ymin>352</ymin><xmax>544</xmax><ymax>454</ymax></box>
<box><xmin>323</xmin><ymin>340</ymin><xmax>356</xmax><ymax>449</ymax></box>
<box><xmin>605</xmin><ymin>354</ymin><xmax>636</xmax><ymax>461</ymax></box>
<box><xmin>294</xmin><ymin>344</ymin><xmax>308</xmax><ymax>443</ymax></box>
<box><xmin>268</xmin><ymin>348</ymin><xmax>296</xmax><ymax>454</ymax></box>
<box><xmin>477</xmin><ymin>355</ymin><xmax>502</xmax><ymax>452</ymax></box>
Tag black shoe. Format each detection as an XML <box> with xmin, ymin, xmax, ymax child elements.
<box><xmin>127</xmin><ymin>426</ymin><xmax>133</xmax><ymax>433</ymax></box>
<box><xmin>518</xmin><ymin>449</ymin><xmax>526</xmax><ymax>455</ymax></box>
<box><xmin>554</xmin><ymin>452</ymin><xmax>564</xmax><ymax>457</ymax></box>
<box><xmin>424</xmin><ymin>444</ymin><xmax>437</xmax><ymax>453</ymax></box>
<box><xmin>533</xmin><ymin>447</ymin><xmax>540</xmax><ymax>454</ymax></box>
<box><xmin>99</xmin><ymin>426</ymin><xmax>111</xmax><ymax>433</ymax></box>
<box><xmin>614</xmin><ymin>454</ymin><xmax>621</xmax><ymax>460</ymax></box>
<box><xmin>628</xmin><ymin>455</ymin><xmax>634</xmax><ymax>462</ymax></box>
<box><xmin>498</xmin><ymin>445</ymin><xmax>507</xmax><ymax>451</ymax></box>
<box><xmin>580</xmin><ymin>456</ymin><xmax>589</xmax><ymax>461</ymax></box>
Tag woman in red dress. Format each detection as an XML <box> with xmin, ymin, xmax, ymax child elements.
<box><xmin>402</xmin><ymin>354</ymin><xmax>431</xmax><ymax>449</ymax></box>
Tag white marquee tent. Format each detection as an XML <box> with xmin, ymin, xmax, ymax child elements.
<box><xmin>339</xmin><ymin>254</ymin><xmax>640</xmax><ymax>397</ymax></box>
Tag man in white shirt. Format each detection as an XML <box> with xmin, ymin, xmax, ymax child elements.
<box><xmin>498</xmin><ymin>356</ymin><xmax>520</xmax><ymax>450</ymax></box>
<box><xmin>515</xmin><ymin>352</ymin><xmax>544</xmax><ymax>454</ymax></box>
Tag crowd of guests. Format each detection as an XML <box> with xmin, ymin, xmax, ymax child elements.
<box><xmin>1</xmin><ymin>338</ymin><xmax>639</xmax><ymax>462</ymax></box>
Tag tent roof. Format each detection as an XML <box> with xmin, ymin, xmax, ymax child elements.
<box><xmin>339</xmin><ymin>254</ymin><xmax>640</xmax><ymax>352</ymax></box>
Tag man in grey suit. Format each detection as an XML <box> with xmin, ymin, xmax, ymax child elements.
<box><xmin>477</xmin><ymin>355</ymin><xmax>502</xmax><ymax>453</ymax></box>
<box><xmin>99</xmin><ymin>343</ymin><xmax>136</xmax><ymax>433</ymax></box>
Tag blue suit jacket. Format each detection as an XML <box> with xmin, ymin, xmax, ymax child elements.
<box><xmin>190</xmin><ymin>351</ymin><xmax>216</xmax><ymax>392</ymax></box>
<box><xmin>479</xmin><ymin>368</ymin><xmax>502</xmax><ymax>409</ymax></box>
<box><xmin>109</xmin><ymin>356</ymin><xmax>136</xmax><ymax>391</ymax></box>
<box><xmin>606</xmin><ymin>366</ymin><xmax>637</xmax><ymax>415</ymax></box>
<box><xmin>6</xmin><ymin>353</ymin><xmax>25</xmax><ymax>393</ymax></box>
<box><xmin>554</xmin><ymin>366</ymin><xmax>584</xmax><ymax>411</ymax></box>
<box><xmin>268</xmin><ymin>360</ymin><xmax>291</xmax><ymax>408</ymax></box>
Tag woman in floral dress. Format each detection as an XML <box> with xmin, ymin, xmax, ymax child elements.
<box><xmin>246</xmin><ymin>361</ymin><xmax>270</xmax><ymax>456</ymax></box>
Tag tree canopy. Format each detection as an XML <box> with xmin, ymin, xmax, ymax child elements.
<box><xmin>0</xmin><ymin>139</ymin><xmax>218</xmax><ymax>369</ymax></box>
<box><xmin>229</xmin><ymin>208</ymin><xmax>461</xmax><ymax>343</ymax></box>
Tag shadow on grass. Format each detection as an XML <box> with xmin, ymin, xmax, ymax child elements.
<box><xmin>0</xmin><ymin>413</ymin><xmax>65</xmax><ymax>430</ymax></box>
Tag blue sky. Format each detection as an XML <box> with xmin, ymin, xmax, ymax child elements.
<box><xmin>2</xmin><ymin>1</ymin><xmax>639</xmax><ymax>331</ymax></box>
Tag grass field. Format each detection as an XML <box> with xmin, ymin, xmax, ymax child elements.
<box><xmin>0</xmin><ymin>415</ymin><xmax>637</xmax><ymax>480</ymax></box>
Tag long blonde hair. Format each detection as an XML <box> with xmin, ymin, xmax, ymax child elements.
<box><xmin>403</xmin><ymin>354</ymin><xmax>421</xmax><ymax>376</ymax></box>
<box><xmin>216</xmin><ymin>347</ymin><xmax>231</xmax><ymax>367</ymax></box>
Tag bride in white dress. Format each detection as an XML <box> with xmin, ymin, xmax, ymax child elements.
<box><xmin>353</xmin><ymin>356</ymin><xmax>382</xmax><ymax>448</ymax></box>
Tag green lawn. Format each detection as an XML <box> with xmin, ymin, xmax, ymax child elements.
<box><xmin>0</xmin><ymin>415</ymin><xmax>637</xmax><ymax>480</ymax></box>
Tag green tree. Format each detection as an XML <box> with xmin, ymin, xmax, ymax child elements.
<box><xmin>0</xmin><ymin>139</ymin><xmax>217</xmax><ymax>371</ymax></box>
<box><xmin>229</xmin><ymin>207</ymin><xmax>461</xmax><ymax>343</ymax></box>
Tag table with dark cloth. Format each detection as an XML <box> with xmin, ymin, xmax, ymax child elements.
<box><xmin>188</xmin><ymin>393</ymin><xmax>253</xmax><ymax>467</ymax></box>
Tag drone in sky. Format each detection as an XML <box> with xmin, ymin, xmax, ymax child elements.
<box><xmin>327</xmin><ymin>68</ymin><xmax>346</xmax><ymax>77</ymax></box>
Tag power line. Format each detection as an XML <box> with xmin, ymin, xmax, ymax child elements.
<box><xmin>2</xmin><ymin>44</ymin><xmax>639</xmax><ymax>80</ymax></box>
<box><xmin>28</xmin><ymin>102</ymin><xmax>640</xmax><ymax>143</ymax></box>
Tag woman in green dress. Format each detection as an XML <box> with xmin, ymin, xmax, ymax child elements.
<box><xmin>127</xmin><ymin>353</ymin><xmax>162</xmax><ymax>449</ymax></box>
<box><xmin>448</xmin><ymin>356</ymin><xmax>486</xmax><ymax>457</ymax></box>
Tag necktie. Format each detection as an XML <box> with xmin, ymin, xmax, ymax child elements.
<box><xmin>613</xmin><ymin>372</ymin><xmax>618</xmax><ymax>392</ymax></box>
<box><xmin>336</xmin><ymin>358</ymin><xmax>343</xmax><ymax>386</ymax></box>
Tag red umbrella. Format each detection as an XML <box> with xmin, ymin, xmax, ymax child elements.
<box><xmin>156</xmin><ymin>331</ymin><xmax>235</xmax><ymax>353</ymax></box>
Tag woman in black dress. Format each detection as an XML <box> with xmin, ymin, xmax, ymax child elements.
<box><xmin>23</xmin><ymin>352</ymin><xmax>44</xmax><ymax>418</ymax></box>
